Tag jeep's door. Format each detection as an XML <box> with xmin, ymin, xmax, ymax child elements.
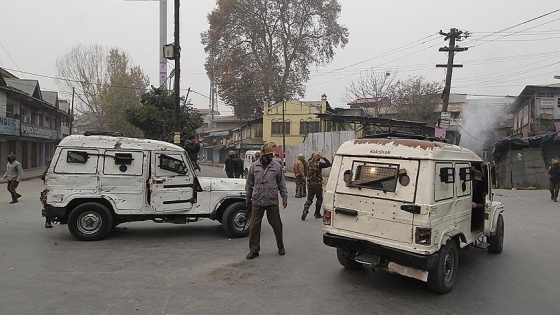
<box><xmin>483</xmin><ymin>162</ymin><xmax>493</xmax><ymax>235</ymax></box>
<box><xmin>150</xmin><ymin>152</ymin><xmax>194</xmax><ymax>212</ymax></box>
<box><xmin>332</xmin><ymin>156</ymin><xmax>420</xmax><ymax>244</ymax></box>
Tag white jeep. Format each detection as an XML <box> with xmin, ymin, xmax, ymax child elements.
<box><xmin>41</xmin><ymin>134</ymin><xmax>250</xmax><ymax>241</ymax></box>
<box><xmin>322</xmin><ymin>134</ymin><xmax>504</xmax><ymax>293</ymax></box>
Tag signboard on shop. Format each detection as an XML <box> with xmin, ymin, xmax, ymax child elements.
<box><xmin>20</xmin><ymin>123</ymin><xmax>56</xmax><ymax>139</ymax></box>
<box><xmin>0</xmin><ymin>116</ymin><xmax>20</xmax><ymax>136</ymax></box>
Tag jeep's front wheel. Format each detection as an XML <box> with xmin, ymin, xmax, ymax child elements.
<box><xmin>488</xmin><ymin>214</ymin><xmax>504</xmax><ymax>254</ymax></box>
<box><xmin>336</xmin><ymin>248</ymin><xmax>362</xmax><ymax>269</ymax></box>
<box><xmin>68</xmin><ymin>202</ymin><xmax>113</xmax><ymax>241</ymax></box>
<box><xmin>222</xmin><ymin>202</ymin><xmax>250</xmax><ymax>238</ymax></box>
<box><xmin>427</xmin><ymin>239</ymin><xmax>458</xmax><ymax>294</ymax></box>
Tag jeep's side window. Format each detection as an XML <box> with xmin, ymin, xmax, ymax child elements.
<box><xmin>158</xmin><ymin>154</ymin><xmax>186</xmax><ymax>174</ymax></box>
<box><xmin>456</xmin><ymin>164</ymin><xmax>472</xmax><ymax>197</ymax></box>
<box><xmin>348</xmin><ymin>161</ymin><xmax>399</xmax><ymax>192</ymax></box>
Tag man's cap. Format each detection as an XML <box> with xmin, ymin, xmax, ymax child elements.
<box><xmin>553</xmin><ymin>158</ymin><xmax>559</xmax><ymax>164</ymax></box>
<box><xmin>312</xmin><ymin>153</ymin><xmax>321</xmax><ymax>160</ymax></box>
<box><xmin>229</xmin><ymin>150</ymin><xmax>235</xmax><ymax>155</ymax></box>
<box><xmin>7</xmin><ymin>153</ymin><xmax>16</xmax><ymax>159</ymax></box>
<box><xmin>298</xmin><ymin>153</ymin><xmax>304</xmax><ymax>157</ymax></box>
<box><xmin>261</xmin><ymin>142</ymin><xmax>277</xmax><ymax>155</ymax></box>
<box><xmin>255</xmin><ymin>151</ymin><xmax>262</xmax><ymax>158</ymax></box>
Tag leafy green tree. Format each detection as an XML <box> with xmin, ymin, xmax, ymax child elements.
<box><xmin>100</xmin><ymin>48</ymin><xmax>149</xmax><ymax>137</ymax></box>
<box><xmin>126</xmin><ymin>87</ymin><xmax>203</xmax><ymax>143</ymax></box>
<box><xmin>202</xmin><ymin>0</ymin><xmax>349</xmax><ymax>118</ymax></box>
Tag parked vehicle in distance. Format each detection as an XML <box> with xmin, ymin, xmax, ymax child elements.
<box><xmin>322</xmin><ymin>134</ymin><xmax>505</xmax><ymax>293</ymax></box>
<box><xmin>243</xmin><ymin>150</ymin><xmax>261</xmax><ymax>177</ymax></box>
<box><xmin>41</xmin><ymin>133</ymin><xmax>250</xmax><ymax>241</ymax></box>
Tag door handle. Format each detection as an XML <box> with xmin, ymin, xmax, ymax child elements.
<box><xmin>154</xmin><ymin>179</ymin><xmax>165</xmax><ymax>184</ymax></box>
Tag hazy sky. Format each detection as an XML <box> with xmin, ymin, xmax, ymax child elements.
<box><xmin>1</xmin><ymin>0</ymin><xmax>559</xmax><ymax>115</ymax></box>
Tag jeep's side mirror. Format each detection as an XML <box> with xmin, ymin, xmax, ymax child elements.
<box><xmin>439</xmin><ymin>167</ymin><xmax>455</xmax><ymax>183</ymax></box>
<box><xmin>343</xmin><ymin>170</ymin><xmax>352</xmax><ymax>185</ymax></box>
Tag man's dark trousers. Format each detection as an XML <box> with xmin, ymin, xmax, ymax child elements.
<box><xmin>249</xmin><ymin>204</ymin><xmax>284</xmax><ymax>253</ymax></box>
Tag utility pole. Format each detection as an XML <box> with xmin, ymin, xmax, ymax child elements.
<box><xmin>173</xmin><ymin>0</ymin><xmax>181</xmax><ymax>144</ymax></box>
<box><xmin>436</xmin><ymin>28</ymin><xmax>469</xmax><ymax>115</ymax></box>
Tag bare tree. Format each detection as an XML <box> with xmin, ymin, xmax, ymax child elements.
<box><xmin>56</xmin><ymin>44</ymin><xmax>107</xmax><ymax>130</ymax></box>
<box><xmin>343</xmin><ymin>70</ymin><xmax>400</xmax><ymax>117</ymax></box>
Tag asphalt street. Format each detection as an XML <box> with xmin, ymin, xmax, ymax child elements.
<box><xmin>0</xmin><ymin>165</ymin><xmax>559</xmax><ymax>315</ymax></box>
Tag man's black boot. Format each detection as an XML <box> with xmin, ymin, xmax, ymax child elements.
<box><xmin>246</xmin><ymin>252</ymin><xmax>259</xmax><ymax>260</ymax></box>
<box><xmin>301</xmin><ymin>209</ymin><xmax>308</xmax><ymax>221</ymax></box>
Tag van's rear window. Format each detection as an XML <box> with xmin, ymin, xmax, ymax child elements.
<box><xmin>349</xmin><ymin>161</ymin><xmax>399</xmax><ymax>192</ymax></box>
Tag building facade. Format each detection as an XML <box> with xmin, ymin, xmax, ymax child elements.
<box><xmin>0</xmin><ymin>69</ymin><xmax>71</xmax><ymax>171</ymax></box>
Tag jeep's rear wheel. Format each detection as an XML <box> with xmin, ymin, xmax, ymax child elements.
<box><xmin>68</xmin><ymin>202</ymin><xmax>113</xmax><ymax>241</ymax></box>
<box><xmin>336</xmin><ymin>248</ymin><xmax>362</xmax><ymax>270</ymax></box>
<box><xmin>488</xmin><ymin>214</ymin><xmax>504</xmax><ymax>254</ymax></box>
<box><xmin>222</xmin><ymin>202</ymin><xmax>250</xmax><ymax>238</ymax></box>
<box><xmin>427</xmin><ymin>239</ymin><xmax>458</xmax><ymax>294</ymax></box>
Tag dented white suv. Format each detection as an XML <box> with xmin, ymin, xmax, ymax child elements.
<box><xmin>322</xmin><ymin>134</ymin><xmax>505</xmax><ymax>293</ymax></box>
<box><xmin>41</xmin><ymin>134</ymin><xmax>250</xmax><ymax>241</ymax></box>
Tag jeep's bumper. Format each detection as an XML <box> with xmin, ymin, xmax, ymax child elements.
<box><xmin>323</xmin><ymin>233</ymin><xmax>439</xmax><ymax>270</ymax></box>
<box><xmin>42</xmin><ymin>205</ymin><xmax>67</xmax><ymax>218</ymax></box>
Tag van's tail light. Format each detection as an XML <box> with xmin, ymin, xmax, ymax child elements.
<box><xmin>323</xmin><ymin>210</ymin><xmax>331</xmax><ymax>225</ymax></box>
<box><xmin>415</xmin><ymin>227</ymin><xmax>432</xmax><ymax>245</ymax></box>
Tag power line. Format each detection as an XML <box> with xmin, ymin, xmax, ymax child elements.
<box><xmin>0</xmin><ymin>41</ymin><xmax>25</xmax><ymax>79</ymax></box>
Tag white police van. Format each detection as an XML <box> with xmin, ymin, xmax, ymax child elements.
<box><xmin>41</xmin><ymin>133</ymin><xmax>249</xmax><ymax>241</ymax></box>
<box><xmin>322</xmin><ymin>134</ymin><xmax>505</xmax><ymax>293</ymax></box>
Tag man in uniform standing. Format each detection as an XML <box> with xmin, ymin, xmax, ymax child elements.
<box><xmin>301</xmin><ymin>153</ymin><xmax>331</xmax><ymax>220</ymax></box>
<box><xmin>294</xmin><ymin>153</ymin><xmax>306</xmax><ymax>198</ymax></box>
<box><xmin>245</xmin><ymin>143</ymin><xmax>288</xmax><ymax>259</ymax></box>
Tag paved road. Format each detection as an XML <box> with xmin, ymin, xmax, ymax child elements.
<box><xmin>0</xmin><ymin>167</ymin><xmax>559</xmax><ymax>314</ymax></box>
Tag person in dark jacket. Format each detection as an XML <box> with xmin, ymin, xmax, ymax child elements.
<box><xmin>224</xmin><ymin>150</ymin><xmax>236</xmax><ymax>178</ymax></box>
<box><xmin>184</xmin><ymin>136</ymin><xmax>201</xmax><ymax>171</ymax></box>
<box><xmin>233</xmin><ymin>153</ymin><xmax>244</xmax><ymax>178</ymax></box>
<box><xmin>547</xmin><ymin>158</ymin><xmax>560</xmax><ymax>201</ymax></box>
<box><xmin>471</xmin><ymin>170</ymin><xmax>486</xmax><ymax>231</ymax></box>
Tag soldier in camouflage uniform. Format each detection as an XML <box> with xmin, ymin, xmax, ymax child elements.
<box><xmin>301</xmin><ymin>153</ymin><xmax>331</xmax><ymax>220</ymax></box>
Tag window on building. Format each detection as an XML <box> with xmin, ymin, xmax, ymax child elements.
<box><xmin>255</xmin><ymin>125</ymin><xmax>263</xmax><ymax>137</ymax></box>
<box><xmin>271</xmin><ymin>122</ymin><xmax>290</xmax><ymax>135</ymax></box>
<box><xmin>299</xmin><ymin>121</ymin><xmax>321</xmax><ymax>135</ymax></box>
<box><xmin>6</xmin><ymin>104</ymin><xmax>14</xmax><ymax>118</ymax></box>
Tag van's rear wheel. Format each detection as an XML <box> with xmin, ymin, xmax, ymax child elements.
<box><xmin>68</xmin><ymin>202</ymin><xmax>113</xmax><ymax>241</ymax></box>
<box><xmin>222</xmin><ymin>202</ymin><xmax>250</xmax><ymax>238</ymax></box>
<box><xmin>488</xmin><ymin>214</ymin><xmax>504</xmax><ymax>254</ymax></box>
<box><xmin>336</xmin><ymin>248</ymin><xmax>362</xmax><ymax>269</ymax></box>
<box><xmin>427</xmin><ymin>239</ymin><xmax>458</xmax><ymax>294</ymax></box>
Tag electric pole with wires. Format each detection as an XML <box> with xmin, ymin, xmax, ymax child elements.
<box><xmin>436</xmin><ymin>28</ymin><xmax>469</xmax><ymax>126</ymax></box>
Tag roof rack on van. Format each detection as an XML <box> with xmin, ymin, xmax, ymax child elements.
<box><xmin>362</xmin><ymin>132</ymin><xmax>448</xmax><ymax>143</ymax></box>
<box><xmin>83</xmin><ymin>131</ymin><xmax>125</xmax><ymax>137</ymax></box>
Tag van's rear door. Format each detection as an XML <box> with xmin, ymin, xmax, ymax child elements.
<box><xmin>332</xmin><ymin>156</ymin><xmax>420</xmax><ymax>244</ymax></box>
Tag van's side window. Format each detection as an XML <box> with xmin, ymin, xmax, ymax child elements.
<box><xmin>67</xmin><ymin>151</ymin><xmax>89</xmax><ymax>164</ymax></box>
<box><xmin>114</xmin><ymin>153</ymin><xmax>133</xmax><ymax>165</ymax></box>
<box><xmin>55</xmin><ymin>149</ymin><xmax>99</xmax><ymax>174</ymax></box>
<box><xmin>348</xmin><ymin>161</ymin><xmax>399</xmax><ymax>192</ymax></box>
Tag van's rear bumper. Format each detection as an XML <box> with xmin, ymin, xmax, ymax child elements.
<box><xmin>323</xmin><ymin>233</ymin><xmax>439</xmax><ymax>270</ymax></box>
